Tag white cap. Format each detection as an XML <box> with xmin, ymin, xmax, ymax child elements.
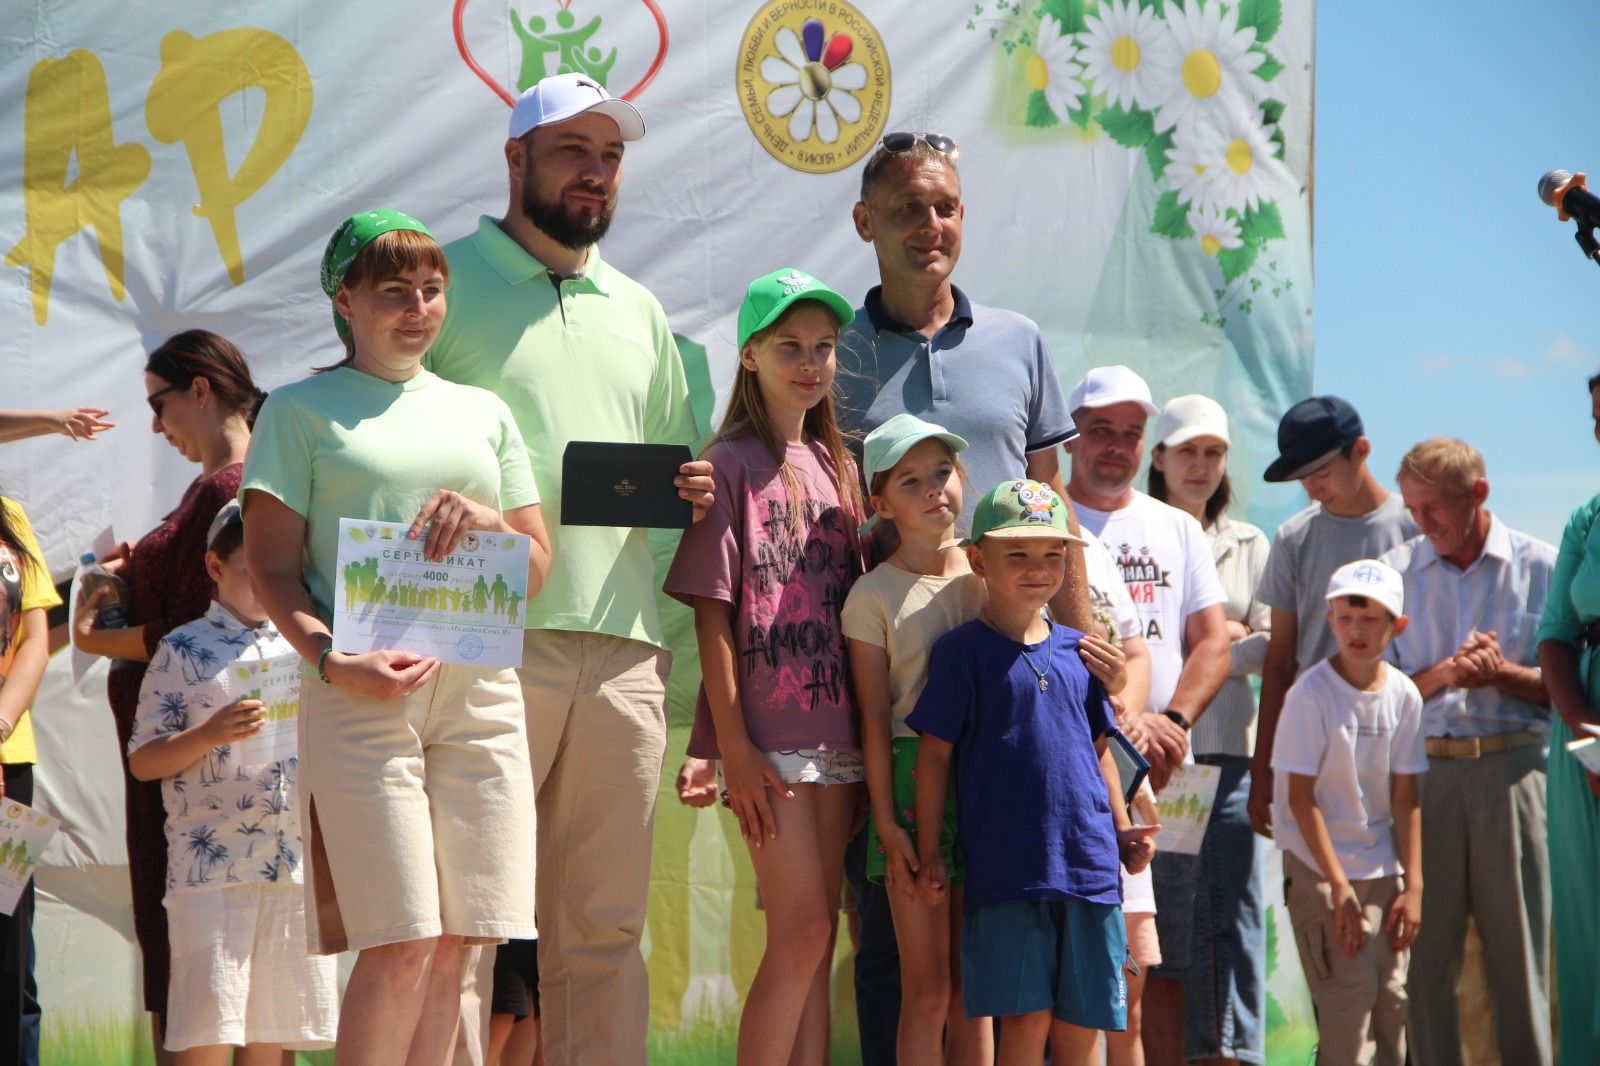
<box><xmin>508</xmin><ymin>72</ymin><xmax>645</xmax><ymax>141</ymax></box>
<box><xmin>1154</xmin><ymin>394</ymin><xmax>1231</xmax><ymax>449</ymax></box>
<box><xmin>1068</xmin><ymin>365</ymin><xmax>1159</xmax><ymax>417</ymax></box>
<box><xmin>1325</xmin><ymin>559</ymin><xmax>1404</xmax><ymax>619</ymax></box>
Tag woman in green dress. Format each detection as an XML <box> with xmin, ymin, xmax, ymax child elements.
<box><xmin>1534</xmin><ymin>372</ymin><xmax>1600</xmax><ymax>1064</ymax></box>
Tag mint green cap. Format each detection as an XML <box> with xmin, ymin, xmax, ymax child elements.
<box><xmin>968</xmin><ymin>479</ymin><xmax>1089</xmax><ymax>546</ymax></box>
<box><xmin>863</xmin><ymin>413</ymin><xmax>968</xmax><ymax>486</ymax></box>
<box><xmin>737</xmin><ymin>268</ymin><xmax>855</xmax><ymax>348</ymax></box>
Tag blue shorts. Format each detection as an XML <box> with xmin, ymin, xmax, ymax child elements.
<box><xmin>961</xmin><ymin>898</ymin><xmax>1129</xmax><ymax>1031</ymax></box>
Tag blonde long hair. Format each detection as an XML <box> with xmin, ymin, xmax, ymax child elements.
<box><xmin>712</xmin><ymin>303</ymin><xmax>864</xmax><ymax>542</ymax></box>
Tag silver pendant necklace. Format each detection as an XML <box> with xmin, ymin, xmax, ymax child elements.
<box><xmin>1018</xmin><ymin>628</ymin><xmax>1052</xmax><ymax>691</ymax></box>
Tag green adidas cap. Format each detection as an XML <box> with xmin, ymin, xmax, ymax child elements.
<box><xmin>968</xmin><ymin>479</ymin><xmax>1089</xmax><ymax>546</ymax></box>
<box><xmin>737</xmin><ymin>268</ymin><xmax>855</xmax><ymax>348</ymax></box>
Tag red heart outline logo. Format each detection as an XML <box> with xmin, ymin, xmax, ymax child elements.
<box><xmin>453</xmin><ymin>0</ymin><xmax>669</xmax><ymax>106</ymax></box>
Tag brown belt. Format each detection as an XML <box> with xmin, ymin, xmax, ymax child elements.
<box><xmin>1425</xmin><ymin>729</ymin><xmax>1545</xmax><ymax>760</ymax></box>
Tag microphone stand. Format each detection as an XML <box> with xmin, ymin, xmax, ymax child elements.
<box><xmin>1575</xmin><ymin>223</ymin><xmax>1600</xmax><ymax>270</ymax></box>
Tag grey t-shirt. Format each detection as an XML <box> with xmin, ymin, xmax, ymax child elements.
<box><xmin>1256</xmin><ymin>493</ymin><xmax>1417</xmax><ymax>673</ymax></box>
<box><xmin>836</xmin><ymin>285</ymin><xmax>1076</xmax><ymax>535</ymax></box>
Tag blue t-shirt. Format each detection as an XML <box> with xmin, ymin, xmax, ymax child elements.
<box><xmin>906</xmin><ymin>619</ymin><xmax>1121</xmax><ymax>909</ymax></box>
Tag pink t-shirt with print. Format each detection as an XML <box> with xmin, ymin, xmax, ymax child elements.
<box><xmin>665</xmin><ymin>431</ymin><xmax>861</xmax><ymax>758</ymax></box>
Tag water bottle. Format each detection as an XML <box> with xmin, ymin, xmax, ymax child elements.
<box><xmin>77</xmin><ymin>551</ymin><xmax>129</xmax><ymax>630</ymax></box>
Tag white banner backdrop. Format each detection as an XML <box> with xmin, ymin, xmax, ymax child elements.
<box><xmin>1</xmin><ymin>2</ymin><xmax>1315</xmax><ymax>1060</ymax></box>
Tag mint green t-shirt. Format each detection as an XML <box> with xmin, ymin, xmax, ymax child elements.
<box><xmin>425</xmin><ymin>216</ymin><xmax>699</xmax><ymax>649</ymax></box>
<box><xmin>240</xmin><ymin>367</ymin><xmax>539</xmax><ymax>624</ymax></box>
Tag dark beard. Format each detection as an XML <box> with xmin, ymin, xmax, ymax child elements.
<box><xmin>520</xmin><ymin>182</ymin><xmax>614</xmax><ymax>251</ymax></box>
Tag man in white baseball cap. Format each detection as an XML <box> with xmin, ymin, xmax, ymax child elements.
<box><xmin>425</xmin><ymin>71</ymin><xmax>712</xmax><ymax>1066</ymax></box>
<box><xmin>1065</xmin><ymin>364</ymin><xmax>1230</xmax><ymax>1065</ymax></box>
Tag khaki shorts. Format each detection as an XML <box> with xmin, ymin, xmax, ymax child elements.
<box><xmin>300</xmin><ymin>663</ymin><xmax>538</xmax><ymax>954</ymax></box>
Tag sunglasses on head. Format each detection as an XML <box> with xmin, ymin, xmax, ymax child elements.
<box><xmin>880</xmin><ymin>131</ymin><xmax>959</xmax><ymax>160</ymax></box>
<box><xmin>147</xmin><ymin>383</ymin><xmax>183</xmax><ymax>419</ymax></box>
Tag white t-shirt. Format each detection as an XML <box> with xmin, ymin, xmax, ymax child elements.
<box><xmin>1082</xmin><ymin>529</ymin><xmax>1155</xmax><ymax>913</ymax></box>
<box><xmin>1075</xmin><ymin>492</ymin><xmax>1227</xmax><ymax>711</ymax></box>
<box><xmin>1270</xmin><ymin>659</ymin><xmax>1428</xmax><ymax>880</ymax></box>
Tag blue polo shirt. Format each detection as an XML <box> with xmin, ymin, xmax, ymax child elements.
<box><xmin>836</xmin><ymin>285</ymin><xmax>1077</xmax><ymax>534</ymax></box>
<box><xmin>906</xmin><ymin>619</ymin><xmax>1122</xmax><ymax>910</ymax></box>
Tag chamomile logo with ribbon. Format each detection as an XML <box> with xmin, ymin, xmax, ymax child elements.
<box><xmin>969</xmin><ymin>0</ymin><xmax>1297</xmax><ymax>320</ymax></box>
<box><xmin>735</xmin><ymin>0</ymin><xmax>891</xmax><ymax>174</ymax></box>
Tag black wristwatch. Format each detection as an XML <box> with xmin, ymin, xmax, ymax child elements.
<box><xmin>1161</xmin><ymin>708</ymin><xmax>1191</xmax><ymax>732</ymax></box>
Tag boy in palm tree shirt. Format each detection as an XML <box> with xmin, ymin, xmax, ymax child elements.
<box><xmin>129</xmin><ymin>503</ymin><xmax>338</xmax><ymax>1057</ymax></box>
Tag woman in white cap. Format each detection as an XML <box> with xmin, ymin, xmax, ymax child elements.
<box><xmin>1147</xmin><ymin>394</ymin><xmax>1270</xmax><ymax>1066</ymax></box>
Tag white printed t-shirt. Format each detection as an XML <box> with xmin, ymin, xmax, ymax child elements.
<box><xmin>130</xmin><ymin>602</ymin><xmax>304</xmax><ymax>896</ymax></box>
<box><xmin>1075</xmin><ymin>491</ymin><xmax>1227</xmax><ymax>711</ymax></box>
<box><xmin>1270</xmin><ymin>659</ymin><xmax>1428</xmax><ymax>880</ymax></box>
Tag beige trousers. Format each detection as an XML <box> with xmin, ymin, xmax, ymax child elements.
<box><xmin>518</xmin><ymin>629</ymin><xmax>668</xmax><ymax>1066</ymax></box>
<box><xmin>1283</xmin><ymin>851</ymin><xmax>1408</xmax><ymax>1066</ymax></box>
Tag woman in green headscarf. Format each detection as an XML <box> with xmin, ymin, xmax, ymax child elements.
<box><xmin>242</xmin><ymin>212</ymin><xmax>550</xmax><ymax>1063</ymax></box>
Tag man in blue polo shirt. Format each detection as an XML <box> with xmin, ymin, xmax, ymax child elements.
<box><xmin>833</xmin><ymin>130</ymin><xmax>1094</xmax><ymax>1064</ymax></box>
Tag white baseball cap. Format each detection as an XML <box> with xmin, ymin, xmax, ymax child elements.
<box><xmin>1325</xmin><ymin>559</ymin><xmax>1404</xmax><ymax>619</ymax></box>
<box><xmin>1154</xmin><ymin>394</ymin><xmax>1231</xmax><ymax>449</ymax></box>
<box><xmin>1068</xmin><ymin>365</ymin><xmax>1159</xmax><ymax>417</ymax></box>
<box><xmin>508</xmin><ymin>72</ymin><xmax>645</xmax><ymax>141</ymax></box>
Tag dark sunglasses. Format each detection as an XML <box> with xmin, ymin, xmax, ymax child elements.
<box><xmin>880</xmin><ymin>131</ymin><xmax>959</xmax><ymax>160</ymax></box>
<box><xmin>147</xmin><ymin>383</ymin><xmax>183</xmax><ymax>419</ymax></box>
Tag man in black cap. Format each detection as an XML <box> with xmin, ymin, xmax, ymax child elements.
<box><xmin>1245</xmin><ymin>397</ymin><xmax>1418</xmax><ymax>838</ymax></box>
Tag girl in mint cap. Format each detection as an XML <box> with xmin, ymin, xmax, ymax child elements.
<box><xmin>242</xmin><ymin>211</ymin><xmax>551</xmax><ymax>1062</ymax></box>
<box><xmin>664</xmin><ymin>268</ymin><xmax>864</xmax><ymax>1065</ymax></box>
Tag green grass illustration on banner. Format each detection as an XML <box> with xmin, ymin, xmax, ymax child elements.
<box><xmin>969</xmin><ymin>0</ymin><xmax>1294</xmax><ymax>318</ymax></box>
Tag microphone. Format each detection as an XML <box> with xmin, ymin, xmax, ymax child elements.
<box><xmin>1538</xmin><ymin>169</ymin><xmax>1600</xmax><ymax>228</ymax></box>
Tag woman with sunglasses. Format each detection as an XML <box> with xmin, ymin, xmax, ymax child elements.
<box><xmin>72</xmin><ymin>329</ymin><xmax>264</xmax><ymax>1057</ymax></box>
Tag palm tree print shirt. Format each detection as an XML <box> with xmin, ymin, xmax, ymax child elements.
<box><xmin>131</xmin><ymin>602</ymin><xmax>304</xmax><ymax>895</ymax></box>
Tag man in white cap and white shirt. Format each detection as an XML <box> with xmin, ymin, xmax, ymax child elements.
<box><xmin>425</xmin><ymin>73</ymin><xmax>713</xmax><ymax>1066</ymax></box>
<box><xmin>1065</xmin><ymin>365</ymin><xmax>1230</xmax><ymax>1066</ymax></box>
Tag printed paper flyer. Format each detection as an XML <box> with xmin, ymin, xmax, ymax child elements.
<box><xmin>1151</xmin><ymin>763</ymin><xmax>1222</xmax><ymax>855</ymax></box>
<box><xmin>333</xmin><ymin>519</ymin><xmax>530</xmax><ymax>668</ymax></box>
<box><xmin>0</xmin><ymin>798</ymin><xmax>60</xmax><ymax>916</ymax></box>
<box><xmin>230</xmin><ymin>652</ymin><xmax>300</xmax><ymax>767</ymax></box>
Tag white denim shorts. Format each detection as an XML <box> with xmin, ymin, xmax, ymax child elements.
<box><xmin>718</xmin><ymin>749</ymin><xmax>864</xmax><ymax>804</ymax></box>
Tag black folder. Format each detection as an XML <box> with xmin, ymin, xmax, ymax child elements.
<box><xmin>1109</xmin><ymin>729</ymin><xmax>1151</xmax><ymax>806</ymax></box>
<box><xmin>560</xmin><ymin>442</ymin><xmax>694</xmax><ymax>529</ymax></box>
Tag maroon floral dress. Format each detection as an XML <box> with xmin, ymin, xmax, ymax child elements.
<box><xmin>106</xmin><ymin>464</ymin><xmax>240</xmax><ymax>1013</ymax></box>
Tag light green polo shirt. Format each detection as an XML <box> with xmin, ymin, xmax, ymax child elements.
<box><xmin>425</xmin><ymin>216</ymin><xmax>698</xmax><ymax>649</ymax></box>
<box><xmin>241</xmin><ymin>367</ymin><xmax>540</xmax><ymax>624</ymax></box>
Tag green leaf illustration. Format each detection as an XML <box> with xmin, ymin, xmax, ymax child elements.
<box><xmin>1068</xmin><ymin>90</ymin><xmax>1093</xmax><ymax>130</ymax></box>
<box><xmin>1137</xmin><ymin>0</ymin><xmax>1166</xmax><ymax>12</ymax></box>
<box><xmin>1026</xmin><ymin>90</ymin><xmax>1060</xmax><ymax>128</ymax></box>
<box><xmin>1145</xmin><ymin>129</ymin><xmax>1174</xmax><ymax>181</ymax></box>
<box><xmin>1253</xmin><ymin>49</ymin><xmax>1285</xmax><ymax>82</ymax></box>
<box><xmin>1150</xmin><ymin>190</ymin><xmax>1194</xmax><ymax>239</ymax></box>
<box><xmin>1098</xmin><ymin>102</ymin><xmax>1154</xmax><ymax>147</ymax></box>
<box><xmin>347</xmin><ymin>528</ymin><xmax>367</xmax><ymax>544</ymax></box>
<box><xmin>1041</xmin><ymin>0</ymin><xmax>1089</xmax><ymax>34</ymax></box>
<box><xmin>1259</xmin><ymin>97</ymin><xmax>1285</xmax><ymax>125</ymax></box>
<box><xmin>1235</xmin><ymin>0</ymin><xmax>1282</xmax><ymax>43</ymax></box>
<box><xmin>1217</xmin><ymin>241</ymin><xmax>1259</xmax><ymax>283</ymax></box>
<box><xmin>1240</xmin><ymin>202</ymin><xmax>1285</xmax><ymax>243</ymax></box>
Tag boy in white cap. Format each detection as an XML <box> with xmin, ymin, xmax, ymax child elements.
<box><xmin>1270</xmin><ymin>560</ymin><xmax>1426</xmax><ymax>1066</ymax></box>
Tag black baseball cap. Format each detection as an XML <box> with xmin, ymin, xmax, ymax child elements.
<box><xmin>1263</xmin><ymin>396</ymin><xmax>1364</xmax><ymax>483</ymax></box>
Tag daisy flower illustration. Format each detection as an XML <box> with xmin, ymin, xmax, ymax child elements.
<box><xmin>1196</xmin><ymin>103</ymin><xmax>1293</xmax><ymax>213</ymax></box>
<box><xmin>1025</xmin><ymin>15</ymin><xmax>1087</xmax><ymax>124</ymax></box>
<box><xmin>1188</xmin><ymin>204</ymin><xmax>1243</xmax><ymax>257</ymax></box>
<box><xmin>1078</xmin><ymin>0</ymin><xmax>1178</xmax><ymax>112</ymax></box>
<box><xmin>761</xmin><ymin>19</ymin><xmax>869</xmax><ymax>145</ymax></box>
<box><xmin>1164</xmin><ymin>125</ymin><xmax>1221</xmax><ymax>209</ymax></box>
<box><xmin>1151</xmin><ymin>0</ymin><xmax>1265</xmax><ymax>135</ymax></box>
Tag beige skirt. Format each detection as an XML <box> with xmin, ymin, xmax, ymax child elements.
<box><xmin>299</xmin><ymin>662</ymin><xmax>538</xmax><ymax>954</ymax></box>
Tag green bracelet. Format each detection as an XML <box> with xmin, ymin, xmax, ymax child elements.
<box><xmin>317</xmin><ymin>643</ymin><xmax>335</xmax><ymax>684</ymax></box>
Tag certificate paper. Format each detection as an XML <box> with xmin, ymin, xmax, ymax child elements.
<box><xmin>0</xmin><ymin>799</ymin><xmax>60</xmax><ymax>916</ymax></box>
<box><xmin>231</xmin><ymin>653</ymin><xmax>301</xmax><ymax>767</ymax></box>
<box><xmin>1151</xmin><ymin>763</ymin><xmax>1222</xmax><ymax>855</ymax></box>
<box><xmin>333</xmin><ymin>519</ymin><xmax>530</xmax><ymax>668</ymax></box>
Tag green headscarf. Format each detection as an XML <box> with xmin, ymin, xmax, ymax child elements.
<box><xmin>319</xmin><ymin>210</ymin><xmax>433</xmax><ymax>344</ymax></box>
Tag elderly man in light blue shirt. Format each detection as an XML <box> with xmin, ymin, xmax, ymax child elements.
<box><xmin>1381</xmin><ymin>438</ymin><xmax>1556</xmax><ymax>1066</ymax></box>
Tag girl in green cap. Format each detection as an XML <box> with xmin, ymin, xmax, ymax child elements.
<box><xmin>664</xmin><ymin>268</ymin><xmax>864</xmax><ymax>1065</ymax></box>
<box><xmin>242</xmin><ymin>212</ymin><xmax>550</xmax><ymax>1063</ymax></box>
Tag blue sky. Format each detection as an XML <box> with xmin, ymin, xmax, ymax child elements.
<box><xmin>1314</xmin><ymin>0</ymin><xmax>1600</xmax><ymax>545</ymax></box>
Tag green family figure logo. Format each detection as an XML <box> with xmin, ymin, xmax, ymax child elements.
<box><xmin>453</xmin><ymin>0</ymin><xmax>669</xmax><ymax>107</ymax></box>
<box><xmin>341</xmin><ymin>554</ymin><xmax>526</xmax><ymax>626</ymax></box>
